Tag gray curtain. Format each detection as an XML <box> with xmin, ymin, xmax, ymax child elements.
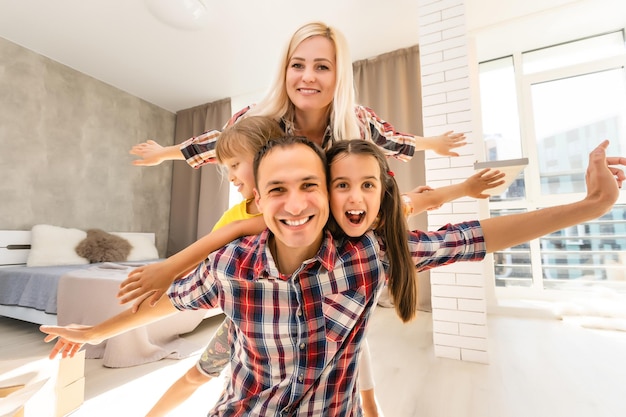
<box><xmin>167</xmin><ymin>98</ymin><xmax>232</xmax><ymax>256</ymax></box>
<box><xmin>353</xmin><ymin>45</ymin><xmax>431</xmax><ymax>312</ymax></box>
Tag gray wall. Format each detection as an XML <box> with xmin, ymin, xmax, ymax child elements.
<box><xmin>0</xmin><ymin>37</ymin><xmax>175</xmax><ymax>256</ymax></box>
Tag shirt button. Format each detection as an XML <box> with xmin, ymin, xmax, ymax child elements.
<box><xmin>297</xmin><ymin>310</ymin><xmax>302</xmax><ymax>317</ymax></box>
<box><xmin>299</xmin><ymin>343</ymin><xmax>305</xmax><ymax>350</ymax></box>
<box><xmin>298</xmin><ymin>375</ymin><xmax>303</xmax><ymax>382</ymax></box>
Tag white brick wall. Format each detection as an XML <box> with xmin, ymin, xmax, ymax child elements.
<box><xmin>418</xmin><ymin>0</ymin><xmax>489</xmax><ymax>364</ymax></box>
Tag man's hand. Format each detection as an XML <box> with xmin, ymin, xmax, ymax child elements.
<box><xmin>584</xmin><ymin>140</ymin><xmax>625</xmax><ymax>214</ymax></box>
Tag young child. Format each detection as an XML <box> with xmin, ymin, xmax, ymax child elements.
<box><xmin>140</xmin><ymin>116</ymin><xmax>282</xmax><ymax>417</ymax></box>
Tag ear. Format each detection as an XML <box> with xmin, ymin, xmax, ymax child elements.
<box><xmin>254</xmin><ymin>188</ymin><xmax>262</xmax><ymax>211</ymax></box>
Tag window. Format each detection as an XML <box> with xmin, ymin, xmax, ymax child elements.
<box><xmin>479</xmin><ymin>31</ymin><xmax>626</xmax><ymax>296</ymax></box>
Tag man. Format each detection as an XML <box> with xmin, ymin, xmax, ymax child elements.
<box><xmin>42</xmin><ymin>137</ymin><xmax>624</xmax><ymax>416</ymax></box>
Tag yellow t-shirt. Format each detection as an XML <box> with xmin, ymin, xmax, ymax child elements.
<box><xmin>211</xmin><ymin>199</ymin><xmax>261</xmax><ymax>232</ymax></box>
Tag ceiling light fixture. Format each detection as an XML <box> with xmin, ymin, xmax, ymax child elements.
<box><xmin>144</xmin><ymin>0</ymin><xmax>210</xmax><ymax>31</ymax></box>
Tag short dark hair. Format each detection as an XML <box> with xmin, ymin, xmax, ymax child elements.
<box><xmin>253</xmin><ymin>136</ymin><xmax>327</xmax><ymax>188</ymax></box>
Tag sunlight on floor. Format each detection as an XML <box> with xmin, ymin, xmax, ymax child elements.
<box><xmin>79</xmin><ymin>361</ymin><xmax>227</xmax><ymax>416</ymax></box>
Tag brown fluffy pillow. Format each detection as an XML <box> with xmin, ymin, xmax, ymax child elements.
<box><xmin>75</xmin><ymin>229</ymin><xmax>132</xmax><ymax>263</ymax></box>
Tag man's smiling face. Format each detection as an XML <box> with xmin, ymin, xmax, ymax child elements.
<box><xmin>254</xmin><ymin>142</ymin><xmax>329</xmax><ymax>256</ymax></box>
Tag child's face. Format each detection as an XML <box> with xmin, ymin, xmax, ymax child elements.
<box><xmin>329</xmin><ymin>153</ymin><xmax>382</xmax><ymax>237</ymax></box>
<box><xmin>222</xmin><ymin>152</ymin><xmax>256</xmax><ymax>199</ymax></box>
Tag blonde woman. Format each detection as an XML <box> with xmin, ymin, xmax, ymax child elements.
<box><xmin>130</xmin><ymin>22</ymin><xmax>466</xmax><ymax>168</ymax></box>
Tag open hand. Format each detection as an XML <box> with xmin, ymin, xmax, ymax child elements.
<box><xmin>430</xmin><ymin>131</ymin><xmax>467</xmax><ymax>157</ymax></box>
<box><xmin>129</xmin><ymin>140</ymin><xmax>167</xmax><ymax>166</ymax></box>
<box><xmin>40</xmin><ymin>324</ymin><xmax>99</xmax><ymax>359</ymax></box>
<box><xmin>464</xmin><ymin>168</ymin><xmax>506</xmax><ymax>199</ymax></box>
<box><xmin>118</xmin><ymin>263</ymin><xmax>171</xmax><ymax>312</ymax></box>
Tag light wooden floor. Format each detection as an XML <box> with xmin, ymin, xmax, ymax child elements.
<box><xmin>2</xmin><ymin>308</ymin><xmax>626</xmax><ymax>417</ymax></box>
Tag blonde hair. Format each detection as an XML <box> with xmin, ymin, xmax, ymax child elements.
<box><xmin>215</xmin><ymin>116</ymin><xmax>283</xmax><ymax>163</ymax></box>
<box><xmin>248</xmin><ymin>22</ymin><xmax>361</xmax><ymax>141</ymax></box>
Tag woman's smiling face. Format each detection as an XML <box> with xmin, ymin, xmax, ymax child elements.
<box><xmin>285</xmin><ymin>35</ymin><xmax>336</xmax><ymax>114</ymax></box>
<box><xmin>329</xmin><ymin>153</ymin><xmax>382</xmax><ymax>237</ymax></box>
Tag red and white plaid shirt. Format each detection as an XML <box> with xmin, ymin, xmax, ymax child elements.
<box><xmin>179</xmin><ymin>105</ymin><xmax>417</xmax><ymax>169</ymax></box>
<box><xmin>168</xmin><ymin>222</ymin><xmax>485</xmax><ymax>416</ymax></box>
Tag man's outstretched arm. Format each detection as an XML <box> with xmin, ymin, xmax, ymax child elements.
<box><xmin>481</xmin><ymin>140</ymin><xmax>625</xmax><ymax>253</ymax></box>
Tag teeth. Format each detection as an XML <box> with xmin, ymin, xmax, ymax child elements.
<box><xmin>299</xmin><ymin>89</ymin><xmax>317</xmax><ymax>94</ymax></box>
<box><xmin>347</xmin><ymin>210</ymin><xmax>364</xmax><ymax>215</ymax></box>
<box><xmin>285</xmin><ymin>218</ymin><xmax>308</xmax><ymax>226</ymax></box>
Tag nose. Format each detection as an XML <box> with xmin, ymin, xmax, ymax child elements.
<box><xmin>284</xmin><ymin>190</ymin><xmax>307</xmax><ymax>215</ymax></box>
<box><xmin>227</xmin><ymin>168</ymin><xmax>235</xmax><ymax>183</ymax></box>
<box><xmin>302</xmin><ymin>68</ymin><xmax>316</xmax><ymax>83</ymax></box>
<box><xmin>348</xmin><ymin>189</ymin><xmax>362</xmax><ymax>203</ymax></box>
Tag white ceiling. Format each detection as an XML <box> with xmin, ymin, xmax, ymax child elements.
<box><xmin>0</xmin><ymin>0</ymin><xmax>422</xmax><ymax>113</ymax></box>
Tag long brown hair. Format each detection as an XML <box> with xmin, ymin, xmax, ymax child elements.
<box><xmin>326</xmin><ymin>139</ymin><xmax>418</xmax><ymax>322</ymax></box>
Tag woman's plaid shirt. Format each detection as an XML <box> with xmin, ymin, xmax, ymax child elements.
<box><xmin>168</xmin><ymin>221</ymin><xmax>485</xmax><ymax>416</ymax></box>
<box><xmin>179</xmin><ymin>105</ymin><xmax>417</xmax><ymax>169</ymax></box>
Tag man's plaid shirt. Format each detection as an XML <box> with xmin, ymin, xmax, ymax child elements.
<box><xmin>168</xmin><ymin>222</ymin><xmax>485</xmax><ymax>416</ymax></box>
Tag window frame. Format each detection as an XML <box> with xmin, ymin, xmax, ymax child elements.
<box><xmin>479</xmin><ymin>30</ymin><xmax>626</xmax><ymax>302</ymax></box>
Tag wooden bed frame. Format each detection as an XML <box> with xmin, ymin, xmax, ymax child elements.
<box><xmin>0</xmin><ymin>230</ymin><xmax>32</xmax><ymax>267</ymax></box>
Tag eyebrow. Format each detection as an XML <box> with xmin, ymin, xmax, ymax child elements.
<box><xmin>331</xmin><ymin>175</ymin><xmax>378</xmax><ymax>183</ymax></box>
<box><xmin>263</xmin><ymin>175</ymin><xmax>324</xmax><ymax>189</ymax></box>
<box><xmin>290</xmin><ymin>56</ymin><xmax>333</xmax><ymax>65</ymax></box>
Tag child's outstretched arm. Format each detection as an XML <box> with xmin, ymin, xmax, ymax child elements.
<box><xmin>481</xmin><ymin>140</ymin><xmax>625</xmax><ymax>252</ymax></box>
<box><xmin>403</xmin><ymin>168</ymin><xmax>506</xmax><ymax>215</ymax></box>
<box><xmin>40</xmin><ymin>296</ymin><xmax>178</xmax><ymax>359</ymax></box>
<box><xmin>117</xmin><ymin>216</ymin><xmax>266</xmax><ymax>310</ymax></box>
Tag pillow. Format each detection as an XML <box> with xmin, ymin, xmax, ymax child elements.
<box><xmin>26</xmin><ymin>224</ymin><xmax>89</xmax><ymax>267</ymax></box>
<box><xmin>75</xmin><ymin>229</ymin><xmax>132</xmax><ymax>263</ymax></box>
<box><xmin>111</xmin><ymin>233</ymin><xmax>159</xmax><ymax>261</ymax></box>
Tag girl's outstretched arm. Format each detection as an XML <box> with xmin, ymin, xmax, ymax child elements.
<box><xmin>117</xmin><ymin>216</ymin><xmax>266</xmax><ymax>311</ymax></box>
<box><xmin>40</xmin><ymin>296</ymin><xmax>178</xmax><ymax>359</ymax></box>
<box><xmin>403</xmin><ymin>168</ymin><xmax>505</xmax><ymax>215</ymax></box>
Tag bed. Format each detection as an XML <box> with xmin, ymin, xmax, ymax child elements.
<box><xmin>0</xmin><ymin>227</ymin><xmax>221</xmax><ymax>367</ymax></box>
